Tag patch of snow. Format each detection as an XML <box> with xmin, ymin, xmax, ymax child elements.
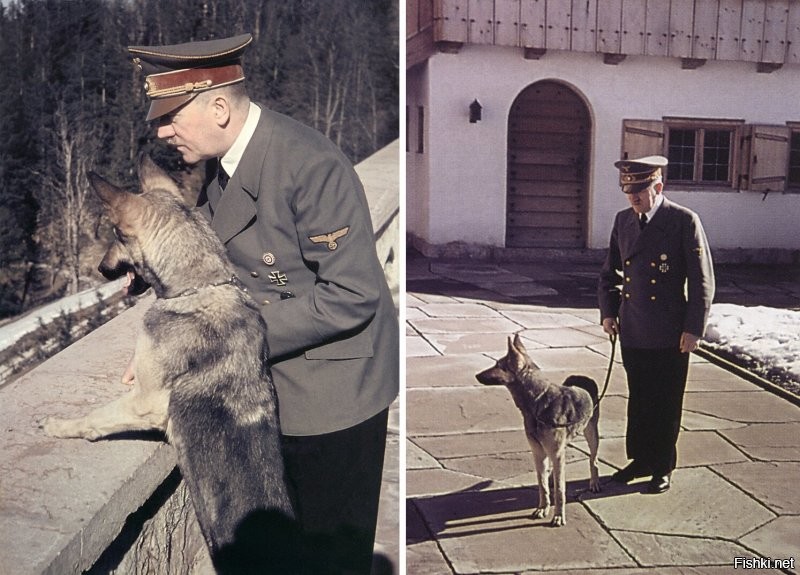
<box><xmin>705</xmin><ymin>303</ymin><xmax>800</xmax><ymax>382</ymax></box>
<box><xmin>0</xmin><ymin>279</ymin><xmax>125</xmax><ymax>352</ymax></box>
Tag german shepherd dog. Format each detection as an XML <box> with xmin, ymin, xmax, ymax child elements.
<box><xmin>43</xmin><ymin>157</ymin><xmax>298</xmax><ymax>573</ymax></box>
<box><xmin>476</xmin><ymin>334</ymin><xmax>600</xmax><ymax>527</ymax></box>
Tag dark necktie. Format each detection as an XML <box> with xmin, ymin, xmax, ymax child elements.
<box><xmin>639</xmin><ymin>213</ymin><xmax>648</xmax><ymax>230</ymax></box>
<box><xmin>218</xmin><ymin>165</ymin><xmax>230</xmax><ymax>191</ymax></box>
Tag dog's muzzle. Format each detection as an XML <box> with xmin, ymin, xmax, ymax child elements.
<box><xmin>98</xmin><ymin>262</ymin><xmax>151</xmax><ymax>296</ymax></box>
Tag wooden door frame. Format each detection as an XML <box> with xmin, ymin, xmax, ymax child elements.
<box><xmin>506</xmin><ymin>79</ymin><xmax>593</xmax><ymax>249</ymax></box>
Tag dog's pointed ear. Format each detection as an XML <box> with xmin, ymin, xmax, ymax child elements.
<box><xmin>509</xmin><ymin>333</ymin><xmax>532</xmax><ymax>372</ymax></box>
<box><xmin>512</xmin><ymin>333</ymin><xmax>527</xmax><ymax>355</ymax></box>
<box><xmin>88</xmin><ymin>172</ymin><xmax>126</xmax><ymax>207</ymax></box>
<box><xmin>138</xmin><ymin>155</ymin><xmax>182</xmax><ymax>198</ymax></box>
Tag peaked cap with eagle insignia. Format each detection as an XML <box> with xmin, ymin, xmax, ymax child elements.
<box><xmin>127</xmin><ymin>34</ymin><xmax>253</xmax><ymax>121</ymax></box>
<box><xmin>614</xmin><ymin>155</ymin><xmax>668</xmax><ymax>193</ymax></box>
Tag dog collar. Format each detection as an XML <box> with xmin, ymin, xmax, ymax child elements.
<box><xmin>163</xmin><ymin>275</ymin><xmax>248</xmax><ymax>300</ymax></box>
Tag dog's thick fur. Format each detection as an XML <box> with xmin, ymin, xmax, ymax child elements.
<box><xmin>476</xmin><ymin>334</ymin><xmax>600</xmax><ymax>527</ymax></box>
<box><xmin>43</xmin><ymin>158</ymin><xmax>297</xmax><ymax>573</ymax></box>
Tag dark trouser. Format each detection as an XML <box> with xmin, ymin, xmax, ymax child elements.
<box><xmin>282</xmin><ymin>408</ymin><xmax>389</xmax><ymax>574</ymax></box>
<box><xmin>621</xmin><ymin>347</ymin><xmax>690</xmax><ymax>476</ymax></box>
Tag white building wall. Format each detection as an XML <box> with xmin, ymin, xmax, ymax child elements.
<box><xmin>408</xmin><ymin>44</ymin><xmax>800</xmax><ymax>252</ymax></box>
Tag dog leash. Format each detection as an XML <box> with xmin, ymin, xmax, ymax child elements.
<box><xmin>596</xmin><ymin>333</ymin><xmax>616</xmax><ymax>408</ymax></box>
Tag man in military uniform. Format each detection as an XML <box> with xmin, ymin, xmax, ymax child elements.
<box><xmin>599</xmin><ymin>155</ymin><xmax>714</xmax><ymax>494</ymax></box>
<box><xmin>126</xmin><ymin>34</ymin><xmax>398</xmax><ymax>572</ymax></box>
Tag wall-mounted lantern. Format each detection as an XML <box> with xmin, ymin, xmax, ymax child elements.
<box><xmin>469</xmin><ymin>99</ymin><xmax>482</xmax><ymax>123</ymax></box>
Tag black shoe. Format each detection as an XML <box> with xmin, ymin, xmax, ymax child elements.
<box><xmin>612</xmin><ymin>461</ymin><xmax>651</xmax><ymax>484</ymax></box>
<box><xmin>646</xmin><ymin>473</ymin><xmax>671</xmax><ymax>494</ymax></box>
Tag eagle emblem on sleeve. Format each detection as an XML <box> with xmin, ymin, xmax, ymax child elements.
<box><xmin>308</xmin><ymin>226</ymin><xmax>350</xmax><ymax>251</ymax></box>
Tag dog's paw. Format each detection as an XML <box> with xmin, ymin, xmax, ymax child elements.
<box><xmin>550</xmin><ymin>514</ymin><xmax>566</xmax><ymax>527</ymax></box>
<box><xmin>589</xmin><ymin>478</ymin><xmax>602</xmax><ymax>493</ymax></box>
<box><xmin>41</xmin><ymin>417</ymin><xmax>88</xmax><ymax>439</ymax></box>
<box><xmin>41</xmin><ymin>417</ymin><xmax>68</xmax><ymax>437</ymax></box>
<box><xmin>530</xmin><ymin>506</ymin><xmax>550</xmax><ymax>520</ymax></box>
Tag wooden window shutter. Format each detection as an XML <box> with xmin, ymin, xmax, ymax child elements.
<box><xmin>621</xmin><ymin>120</ymin><xmax>665</xmax><ymax>160</ymax></box>
<box><xmin>743</xmin><ymin>125</ymin><xmax>790</xmax><ymax>192</ymax></box>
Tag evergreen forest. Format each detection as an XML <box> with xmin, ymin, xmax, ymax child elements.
<box><xmin>0</xmin><ymin>0</ymin><xmax>398</xmax><ymax>319</ymax></box>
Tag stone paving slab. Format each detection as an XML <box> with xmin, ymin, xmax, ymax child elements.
<box><xmin>407</xmin><ymin>439</ymin><xmax>439</xmax><ymax>470</ymax></box>
<box><xmin>582</xmin><ymin>467</ymin><xmax>775</xmax><ymax>539</ymax></box>
<box><xmin>684</xmin><ymin>376</ymin><xmax>765</xmax><ymax>392</ymax></box>
<box><xmin>415</xmin><ymin>302</ymin><xmax>506</xmax><ymax>318</ymax></box>
<box><xmin>740</xmin><ymin>515</ymin><xmax>800</xmax><ymax>564</ymax></box>
<box><xmin>478</xmin><ymin>282</ymin><xmax>559</xmax><ymax>297</ymax></box>
<box><xmin>429</xmin><ymin>263</ymin><xmax>535</xmax><ymax>284</ymax></box>
<box><xmin>405</xmin><ymin>539</ymin><xmax>452</xmax><ymax>575</ymax></box>
<box><xmin>407</xmin><ymin>316</ymin><xmax>521</xmax><ymax>335</ymax></box>
<box><xmin>413</xmin><ymin>489</ymin><xmax>635</xmax><ymax>573</ymax></box>
<box><xmin>423</xmin><ymin>332</ymin><xmax>534</xmax><ymax>356</ymax></box>
<box><xmin>719</xmin><ymin>422</ymin><xmax>800</xmax><ymax>461</ymax></box>
<box><xmin>519</xmin><ymin>327</ymin><xmax>609</xmax><ymax>348</ymax></box>
<box><xmin>407</xmin><ymin>355</ymin><xmax>498</xmax><ymax>388</ymax></box>
<box><xmin>407</xmin><ymin>388</ymin><xmax>520</xmax><ymax>435</ymax></box>
<box><xmin>500</xmin><ymin>310</ymin><xmax>595</xmax><ymax>329</ymax></box>
<box><xmin>407</xmin><ymin>468</ymin><xmax>489</xmax><ymax>498</ymax></box>
<box><xmin>410</xmin><ymin>292</ymin><xmax>463</xmax><ymax>304</ymax></box>
<box><xmin>406</xmin><ymin>334</ymin><xmax>439</xmax><ymax>357</ymax></box>
<box><xmin>673</xmin><ymin>430</ymin><xmax>750</xmax><ymax>467</ymax></box>
<box><xmin>525</xmin><ymin>347</ymin><xmax>613</xmax><ymax>370</ymax></box>
<box><xmin>412</xmin><ymin>430</ymin><xmax>529</xmax><ymax>460</ymax></box>
<box><xmin>611</xmin><ymin>531</ymin><xmax>755</xmax><ymax>568</ymax></box>
<box><xmin>683</xmin><ymin>362</ymin><xmax>752</xmax><ymax>381</ymax></box>
<box><xmin>684</xmin><ymin>391</ymin><xmax>800</xmax><ymax>423</ymax></box>
<box><xmin>712</xmin><ymin>461</ymin><xmax>800</xmax><ymax>514</ymax></box>
<box><xmin>406</xmin><ymin>306</ymin><xmax>430</xmax><ymax>321</ymax></box>
<box><xmin>680</xmin><ymin>410</ymin><xmax>748</xmax><ymax>431</ymax></box>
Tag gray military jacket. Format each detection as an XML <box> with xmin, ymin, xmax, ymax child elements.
<box><xmin>598</xmin><ymin>198</ymin><xmax>715</xmax><ymax>349</ymax></box>
<box><xmin>197</xmin><ymin>106</ymin><xmax>399</xmax><ymax>436</ymax></box>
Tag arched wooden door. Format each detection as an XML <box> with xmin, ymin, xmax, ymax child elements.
<box><xmin>506</xmin><ymin>81</ymin><xmax>591</xmax><ymax>248</ymax></box>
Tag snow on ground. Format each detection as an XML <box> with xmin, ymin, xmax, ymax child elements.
<box><xmin>0</xmin><ymin>278</ymin><xmax>125</xmax><ymax>352</ymax></box>
<box><xmin>705</xmin><ymin>303</ymin><xmax>800</xmax><ymax>383</ymax></box>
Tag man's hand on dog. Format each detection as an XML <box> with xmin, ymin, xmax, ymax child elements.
<box><xmin>122</xmin><ymin>354</ymin><xmax>135</xmax><ymax>385</ymax></box>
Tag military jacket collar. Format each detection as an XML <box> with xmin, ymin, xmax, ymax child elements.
<box><xmin>211</xmin><ymin>104</ymin><xmax>273</xmax><ymax>244</ymax></box>
<box><xmin>621</xmin><ymin>198</ymin><xmax>678</xmax><ymax>260</ymax></box>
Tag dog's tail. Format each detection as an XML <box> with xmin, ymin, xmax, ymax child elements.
<box><xmin>563</xmin><ymin>375</ymin><xmax>599</xmax><ymax>406</ymax></box>
<box><xmin>170</xmin><ymin>392</ymin><xmax>302</xmax><ymax>575</ymax></box>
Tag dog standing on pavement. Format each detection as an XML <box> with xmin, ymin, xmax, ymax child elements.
<box><xmin>476</xmin><ymin>334</ymin><xmax>601</xmax><ymax>527</ymax></box>
<box><xmin>43</xmin><ymin>157</ymin><xmax>298</xmax><ymax>573</ymax></box>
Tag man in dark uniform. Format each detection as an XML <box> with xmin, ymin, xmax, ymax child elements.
<box><xmin>598</xmin><ymin>155</ymin><xmax>715</xmax><ymax>494</ymax></box>
<box><xmin>126</xmin><ymin>34</ymin><xmax>398</xmax><ymax>572</ymax></box>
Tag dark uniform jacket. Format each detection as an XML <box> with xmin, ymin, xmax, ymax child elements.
<box><xmin>599</xmin><ymin>198</ymin><xmax>715</xmax><ymax>349</ymax></box>
<box><xmin>197</xmin><ymin>106</ymin><xmax>399</xmax><ymax>436</ymax></box>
